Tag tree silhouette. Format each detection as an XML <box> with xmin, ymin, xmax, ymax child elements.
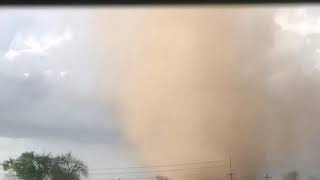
<box><xmin>2</xmin><ymin>151</ymin><xmax>88</xmax><ymax>180</ymax></box>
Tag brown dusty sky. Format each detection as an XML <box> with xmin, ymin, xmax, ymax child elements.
<box><xmin>93</xmin><ymin>6</ymin><xmax>320</xmax><ymax>180</ymax></box>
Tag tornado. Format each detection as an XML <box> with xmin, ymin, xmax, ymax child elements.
<box><xmin>93</xmin><ymin>6</ymin><xmax>320</xmax><ymax>180</ymax></box>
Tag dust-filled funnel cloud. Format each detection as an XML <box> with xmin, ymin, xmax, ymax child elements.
<box><xmin>92</xmin><ymin>6</ymin><xmax>320</xmax><ymax>180</ymax></box>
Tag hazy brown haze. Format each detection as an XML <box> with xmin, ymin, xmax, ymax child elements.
<box><xmin>93</xmin><ymin>7</ymin><xmax>320</xmax><ymax>180</ymax></box>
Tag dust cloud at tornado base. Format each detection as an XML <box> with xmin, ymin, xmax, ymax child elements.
<box><xmin>92</xmin><ymin>7</ymin><xmax>320</xmax><ymax>180</ymax></box>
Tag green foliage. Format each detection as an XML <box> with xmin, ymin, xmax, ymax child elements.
<box><xmin>2</xmin><ymin>152</ymin><xmax>88</xmax><ymax>180</ymax></box>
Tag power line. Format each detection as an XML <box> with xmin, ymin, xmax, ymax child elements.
<box><xmin>93</xmin><ymin>172</ymin><xmax>227</xmax><ymax>180</ymax></box>
<box><xmin>89</xmin><ymin>160</ymin><xmax>225</xmax><ymax>170</ymax></box>
<box><xmin>0</xmin><ymin>160</ymin><xmax>226</xmax><ymax>176</ymax></box>
<box><xmin>89</xmin><ymin>165</ymin><xmax>226</xmax><ymax>176</ymax></box>
<box><xmin>94</xmin><ymin>176</ymin><xmax>226</xmax><ymax>180</ymax></box>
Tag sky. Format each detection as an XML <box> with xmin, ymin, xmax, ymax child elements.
<box><xmin>92</xmin><ymin>6</ymin><xmax>320</xmax><ymax>180</ymax></box>
<box><xmin>2</xmin><ymin>6</ymin><xmax>320</xmax><ymax>180</ymax></box>
<box><xmin>0</xmin><ymin>8</ymin><xmax>141</xmax><ymax>180</ymax></box>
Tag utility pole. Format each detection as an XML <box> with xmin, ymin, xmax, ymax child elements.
<box><xmin>227</xmin><ymin>156</ymin><xmax>234</xmax><ymax>180</ymax></box>
<box><xmin>264</xmin><ymin>173</ymin><xmax>272</xmax><ymax>180</ymax></box>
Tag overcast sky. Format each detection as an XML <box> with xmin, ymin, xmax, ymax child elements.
<box><xmin>3</xmin><ymin>6</ymin><xmax>320</xmax><ymax>180</ymax></box>
<box><xmin>0</xmin><ymin>8</ymin><xmax>141</xmax><ymax>180</ymax></box>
